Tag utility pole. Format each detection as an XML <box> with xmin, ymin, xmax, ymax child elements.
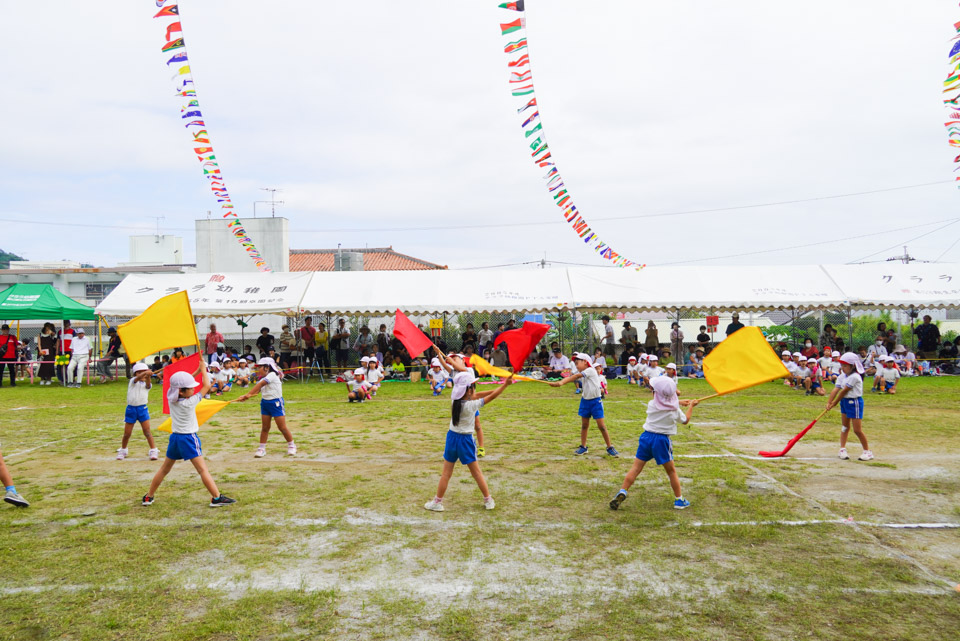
<box><xmin>886</xmin><ymin>246</ymin><xmax>915</xmax><ymax>264</ymax></box>
<box><xmin>259</xmin><ymin>188</ymin><xmax>284</xmax><ymax>217</ymax></box>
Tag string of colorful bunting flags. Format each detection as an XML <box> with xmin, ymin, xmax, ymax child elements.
<box><xmin>498</xmin><ymin>1</ymin><xmax>644</xmax><ymax>270</ymax></box>
<box><xmin>154</xmin><ymin>1</ymin><xmax>270</xmax><ymax>271</ymax></box>
<box><xmin>945</xmin><ymin>8</ymin><xmax>960</xmax><ymax>183</ymax></box>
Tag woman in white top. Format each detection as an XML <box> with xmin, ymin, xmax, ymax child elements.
<box><xmin>237</xmin><ymin>357</ymin><xmax>297</xmax><ymax>458</ymax></box>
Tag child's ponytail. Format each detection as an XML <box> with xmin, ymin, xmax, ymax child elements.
<box><xmin>452</xmin><ymin>399</ymin><xmax>463</xmax><ymax>425</ymax></box>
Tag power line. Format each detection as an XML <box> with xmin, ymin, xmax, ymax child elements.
<box><xmin>0</xmin><ymin>179</ymin><xmax>952</xmax><ymax>235</ymax></box>
<box><xmin>935</xmin><ymin>235</ymin><xmax>960</xmax><ymax>262</ymax></box>
<box><xmin>849</xmin><ymin>219</ymin><xmax>960</xmax><ymax>264</ymax></box>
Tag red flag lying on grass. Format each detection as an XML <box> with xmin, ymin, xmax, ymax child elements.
<box><xmin>393</xmin><ymin>309</ymin><xmax>434</xmax><ymax>359</ymax></box>
<box><xmin>161</xmin><ymin>352</ymin><xmax>202</xmax><ymax>414</ymax></box>
<box><xmin>494</xmin><ymin>321</ymin><xmax>549</xmax><ymax>373</ymax></box>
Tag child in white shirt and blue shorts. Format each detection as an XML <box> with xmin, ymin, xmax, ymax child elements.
<box><xmin>610</xmin><ymin>377</ymin><xmax>698</xmax><ymax>511</ymax></box>
<box><xmin>826</xmin><ymin>352</ymin><xmax>873</xmax><ymax>461</ymax></box>
<box><xmin>116</xmin><ymin>362</ymin><xmax>159</xmax><ymax>461</ymax></box>
<box><xmin>142</xmin><ymin>362</ymin><xmax>235</xmax><ymax>507</ymax></box>
<box><xmin>549</xmin><ymin>352</ymin><xmax>618</xmax><ymax>457</ymax></box>
<box><xmin>237</xmin><ymin>357</ymin><xmax>296</xmax><ymax>458</ymax></box>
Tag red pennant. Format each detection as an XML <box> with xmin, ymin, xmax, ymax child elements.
<box><xmin>162</xmin><ymin>352</ymin><xmax>202</xmax><ymax>414</ymax></box>
<box><xmin>393</xmin><ymin>309</ymin><xmax>434</xmax><ymax>359</ymax></box>
<box><xmin>493</xmin><ymin>321</ymin><xmax>549</xmax><ymax>373</ymax></box>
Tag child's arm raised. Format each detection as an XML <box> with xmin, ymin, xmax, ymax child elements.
<box><xmin>140</xmin><ymin>369</ymin><xmax>153</xmax><ymax>389</ymax></box>
<box><xmin>478</xmin><ymin>376</ymin><xmax>514</xmax><ymax>406</ymax></box>
<box><xmin>549</xmin><ymin>372</ymin><xmax>582</xmax><ymax>387</ymax></box>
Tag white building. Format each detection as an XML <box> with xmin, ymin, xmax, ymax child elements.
<box><xmin>195</xmin><ymin>217</ymin><xmax>289</xmax><ymax>273</ymax></box>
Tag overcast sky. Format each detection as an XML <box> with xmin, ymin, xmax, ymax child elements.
<box><xmin>2</xmin><ymin>1</ymin><xmax>959</xmax><ymax>270</ymax></box>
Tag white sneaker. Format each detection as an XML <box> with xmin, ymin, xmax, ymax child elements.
<box><xmin>838</xmin><ymin>448</ymin><xmax>849</xmax><ymax>460</ymax></box>
<box><xmin>858</xmin><ymin>450</ymin><xmax>874</xmax><ymax>461</ymax></box>
<box><xmin>424</xmin><ymin>498</ymin><xmax>444</xmax><ymax>512</ymax></box>
<box><xmin>116</xmin><ymin>448</ymin><xmax>128</xmax><ymax>460</ymax></box>
<box><xmin>484</xmin><ymin>496</ymin><xmax>495</xmax><ymax>510</ymax></box>
<box><xmin>254</xmin><ymin>446</ymin><xmax>266</xmax><ymax>458</ymax></box>
<box><xmin>148</xmin><ymin>448</ymin><xmax>160</xmax><ymax>461</ymax></box>
<box><xmin>287</xmin><ymin>442</ymin><xmax>297</xmax><ymax>456</ymax></box>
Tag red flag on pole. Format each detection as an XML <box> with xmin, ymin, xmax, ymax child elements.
<box><xmin>494</xmin><ymin>321</ymin><xmax>549</xmax><ymax>373</ymax></box>
<box><xmin>161</xmin><ymin>352</ymin><xmax>202</xmax><ymax>414</ymax></box>
<box><xmin>393</xmin><ymin>309</ymin><xmax>434</xmax><ymax>359</ymax></box>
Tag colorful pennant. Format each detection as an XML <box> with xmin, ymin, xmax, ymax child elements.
<box><xmin>947</xmin><ymin>8</ymin><xmax>960</xmax><ymax>186</ymax></box>
<box><xmin>153</xmin><ymin>1</ymin><xmax>270</xmax><ymax>271</ymax></box>
<box><xmin>496</xmin><ymin>2</ymin><xmax>645</xmax><ymax>270</ymax></box>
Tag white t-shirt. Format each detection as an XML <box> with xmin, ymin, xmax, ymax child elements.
<box><xmin>221</xmin><ymin>368</ymin><xmax>235</xmax><ymax>382</ymax></box>
<box><xmin>71</xmin><ymin>336</ymin><xmax>91</xmax><ymax>356</ymax></box>
<box><xmin>796</xmin><ymin>367</ymin><xmax>811</xmax><ymax>379</ymax></box>
<box><xmin>646</xmin><ymin>366</ymin><xmax>664</xmax><ymax>379</ymax></box>
<box><xmin>818</xmin><ymin>357</ymin><xmax>832</xmax><ymax>371</ymax></box>
<box><xmin>478</xmin><ymin>329</ymin><xmax>494</xmax><ymax>345</ymax></box>
<box><xmin>626</xmin><ymin>363</ymin><xmax>643</xmax><ymax>378</ymax></box>
<box><xmin>604</xmin><ymin>323</ymin><xmax>615</xmax><ymax>345</ymax></box>
<box><xmin>829</xmin><ymin>361</ymin><xmax>841</xmax><ymax>375</ymax></box>
<box><xmin>261</xmin><ymin>371</ymin><xmax>283</xmax><ymax>400</ymax></box>
<box><xmin>593</xmin><ymin>355</ymin><xmax>606</xmax><ymax>367</ymax></box>
<box><xmin>580</xmin><ymin>366</ymin><xmax>602</xmax><ymax>400</ymax></box>
<box><xmin>236</xmin><ymin>365</ymin><xmax>249</xmax><ymax>378</ymax></box>
<box><xmin>126</xmin><ymin>378</ymin><xmax>149</xmax><ymax>407</ymax></box>
<box><xmin>450</xmin><ymin>398</ymin><xmax>484</xmax><ymax>434</ymax></box>
<box><xmin>366</xmin><ymin>367</ymin><xmax>381</xmax><ymax>384</ymax></box>
<box><xmin>170</xmin><ymin>393</ymin><xmax>201</xmax><ymax>434</ymax></box>
<box><xmin>428</xmin><ymin>368</ymin><xmax>449</xmax><ymax>384</ymax></box>
<box><xmin>784</xmin><ymin>361</ymin><xmax>799</xmax><ymax>375</ymax></box>
<box><xmin>351</xmin><ymin>379</ymin><xmax>371</xmax><ymax>393</ymax></box>
<box><xmin>880</xmin><ymin>367</ymin><xmax>901</xmax><ymax>383</ymax></box>
<box><xmin>867</xmin><ymin>344</ymin><xmax>888</xmax><ymax>360</ymax></box>
<box><xmin>643</xmin><ymin>400</ymin><xmax>689</xmax><ymax>436</ymax></box>
<box><xmin>837</xmin><ymin>372</ymin><xmax>863</xmax><ymax>399</ymax></box>
<box><xmin>549</xmin><ymin>355</ymin><xmax>571</xmax><ymax>371</ymax></box>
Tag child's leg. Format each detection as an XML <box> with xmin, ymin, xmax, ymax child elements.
<box><xmin>466</xmin><ymin>461</ymin><xmax>491</xmax><ymax>498</ymax></box>
<box><xmin>474</xmin><ymin>417</ymin><xmax>484</xmax><ymax>449</ymax></box>
<box><xmin>803</xmin><ymin>377</ymin><xmax>811</xmax><ymax>391</ymax></box>
<box><xmin>815</xmin><ymin>385</ymin><xmax>826</xmax><ymax>397</ymax></box>
<box><xmin>850</xmin><ymin>418</ymin><xmax>869</xmax><ymax>450</ymax></box>
<box><xmin>188</xmin><ymin>456</ymin><xmax>221</xmax><ymax>498</ymax></box>
<box><xmin>0</xmin><ymin>451</ymin><xmax>15</xmax><ymax>488</ymax></box>
<box><xmin>661</xmin><ymin>461</ymin><xmax>683</xmax><ymax>498</ymax></box>
<box><xmin>146</xmin><ymin>458</ymin><xmax>176</xmax><ymax>497</ymax></box>
<box><xmin>120</xmin><ymin>423</ymin><xmax>135</xmax><ymax>449</ymax></box>
<box><xmin>434</xmin><ymin>460</ymin><xmax>456</xmax><ymax>499</ymax></box>
<box><xmin>620</xmin><ymin>458</ymin><xmax>647</xmax><ymax>491</ymax></box>
<box><xmin>273</xmin><ymin>416</ymin><xmax>294</xmax><ymax>443</ymax></box>
<box><xmin>595</xmin><ymin>418</ymin><xmax>613</xmax><ymax>448</ymax></box>
<box><xmin>839</xmin><ymin>415</ymin><xmax>852</xmax><ymax>448</ymax></box>
<box><xmin>580</xmin><ymin>416</ymin><xmax>590</xmax><ymax>447</ymax></box>
<box><xmin>140</xmin><ymin>420</ymin><xmax>157</xmax><ymax>449</ymax></box>
<box><xmin>259</xmin><ymin>415</ymin><xmax>272</xmax><ymax>444</ymax></box>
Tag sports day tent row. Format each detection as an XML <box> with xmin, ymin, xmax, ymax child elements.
<box><xmin>0</xmin><ymin>283</ymin><xmax>96</xmax><ymax>320</ymax></box>
<box><xmin>95</xmin><ymin>263</ymin><xmax>960</xmax><ymax>317</ymax></box>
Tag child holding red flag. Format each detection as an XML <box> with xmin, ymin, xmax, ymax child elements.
<box><xmin>826</xmin><ymin>353</ymin><xmax>873</xmax><ymax>461</ymax></box>
<box><xmin>549</xmin><ymin>353</ymin><xmax>618</xmax><ymax>457</ymax></box>
<box><xmin>424</xmin><ymin>354</ymin><xmax>513</xmax><ymax>513</ymax></box>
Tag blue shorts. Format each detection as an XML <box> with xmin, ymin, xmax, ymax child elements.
<box><xmin>166</xmin><ymin>432</ymin><xmax>203</xmax><ymax>460</ymax></box>
<box><xmin>124</xmin><ymin>404</ymin><xmax>150</xmax><ymax>425</ymax></box>
<box><xmin>578</xmin><ymin>396</ymin><xmax>604</xmax><ymax>419</ymax></box>
<box><xmin>635</xmin><ymin>431</ymin><xmax>673</xmax><ymax>465</ymax></box>
<box><xmin>811</xmin><ymin>382</ymin><xmax>822</xmax><ymax>390</ymax></box>
<box><xmin>443</xmin><ymin>430</ymin><xmax>477</xmax><ymax>465</ymax></box>
<box><xmin>884</xmin><ymin>381</ymin><xmax>895</xmax><ymax>391</ymax></box>
<box><xmin>261</xmin><ymin>398</ymin><xmax>285</xmax><ymax>417</ymax></box>
<box><xmin>840</xmin><ymin>397</ymin><xmax>864</xmax><ymax>420</ymax></box>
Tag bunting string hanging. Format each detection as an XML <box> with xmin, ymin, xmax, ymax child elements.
<box><xmin>945</xmin><ymin>7</ymin><xmax>960</xmax><ymax>184</ymax></box>
<box><xmin>497</xmin><ymin>1</ymin><xmax>644</xmax><ymax>270</ymax></box>
<box><xmin>153</xmin><ymin>1</ymin><xmax>270</xmax><ymax>271</ymax></box>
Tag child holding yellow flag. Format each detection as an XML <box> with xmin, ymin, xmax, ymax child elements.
<box><xmin>142</xmin><ymin>362</ymin><xmax>236</xmax><ymax>507</ymax></box>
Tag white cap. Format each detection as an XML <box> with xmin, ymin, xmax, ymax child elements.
<box><xmin>360</xmin><ymin>356</ymin><xmax>370</xmax><ymax>363</ymax></box>
<box><xmin>807</xmin><ymin>357</ymin><xmax>817</xmax><ymax>363</ymax></box>
<box><xmin>781</xmin><ymin>350</ymin><xmax>791</xmax><ymax>356</ymax></box>
<box><xmin>208</xmin><ymin>362</ymin><xmax>221</xmax><ymax>370</ymax></box>
<box><xmin>640</xmin><ymin>354</ymin><xmax>649</xmax><ymax>360</ymax></box>
<box><xmin>882</xmin><ymin>355</ymin><xmax>895</xmax><ymax>363</ymax></box>
<box><xmin>573</xmin><ymin>352</ymin><xmax>592</xmax><ymax>362</ymax></box>
<box><xmin>451</xmin><ymin>370</ymin><xmax>477</xmax><ymax>400</ymax></box>
<box><xmin>167</xmin><ymin>371</ymin><xmax>200</xmax><ymax>405</ymax></box>
<box><xmin>665</xmin><ymin>362</ymin><xmax>677</xmax><ymax>369</ymax></box>
<box><xmin>76</xmin><ymin>327</ymin><xmax>85</xmax><ymax>334</ymax></box>
<box><xmin>649</xmin><ymin>355</ymin><xmax>659</xmax><ymax>361</ymax></box>
<box><xmin>431</xmin><ymin>358</ymin><xmax>442</xmax><ymax>367</ymax></box>
<box><xmin>831</xmin><ymin>351</ymin><xmax>840</xmax><ymax>357</ymax></box>
<box><xmin>792</xmin><ymin>352</ymin><xmax>802</xmax><ymax>358</ymax></box>
<box><xmin>839</xmin><ymin>352</ymin><xmax>865</xmax><ymax>374</ymax></box>
<box><xmin>257</xmin><ymin>357</ymin><xmax>283</xmax><ymax>375</ymax></box>
<box><xmin>131</xmin><ymin>362</ymin><xmax>150</xmax><ymax>373</ymax></box>
<box><xmin>628</xmin><ymin>356</ymin><xmax>637</xmax><ymax>361</ymax></box>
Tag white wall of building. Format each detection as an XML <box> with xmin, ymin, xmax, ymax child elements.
<box><xmin>195</xmin><ymin>217</ymin><xmax>289</xmax><ymax>273</ymax></box>
<box><xmin>125</xmin><ymin>235</ymin><xmax>183</xmax><ymax>265</ymax></box>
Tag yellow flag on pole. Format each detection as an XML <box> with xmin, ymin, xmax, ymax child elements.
<box><xmin>157</xmin><ymin>399</ymin><xmax>231</xmax><ymax>434</ymax></box>
<box><xmin>702</xmin><ymin>326</ymin><xmax>790</xmax><ymax>396</ymax></box>
<box><xmin>117</xmin><ymin>291</ymin><xmax>199</xmax><ymax>363</ymax></box>
<box><xmin>470</xmin><ymin>354</ymin><xmax>537</xmax><ymax>382</ymax></box>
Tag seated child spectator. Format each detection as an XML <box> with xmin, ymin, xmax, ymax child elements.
<box><xmin>683</xmin><ymin>346</ymin><xmax>704</xmax><ymax>379</ymax></box>
<box><xmin>643</xmin><ymin>355</ymin><xmax>664</xmax><ymax>387</ymax></box>
<box><xmin>828</xmin><ymin>350</ymin><xmax>842</xmax><ymax>382</ymax></box>
<box><xmin>429</xmin><ymin>357</ymin><xmax>451</xmax><ymax>395</ymax></box>
<box><xmin>781</xmin><ymin>350</ymin><xmax>798</xmax><ymax>386</ymax></box>
<box><xmin>805</xmin><ymin>356</ymin><xmax>825</xmax><ymax>396</ymax></box>
<box><xmin>364</xmin><ymin>356</ymin><xmax>382</xmax><ymax>395</ymax></box>
<box><xmin>150</xmin><ymin>356</ymin><xmax>163</xmax><ymax>373</ymax></box>
<box><xmin>891</xmin><ymin>345</ymin><xmax>915</xmax><ymax>376</ymax></box>
<box><xmin>235</xmin><ymin>358</ymin><xmax>251</xmax><ymax>387</ymax></box>
<box><xmin>626</xmin><ymin>355</ymin><xmax>642</xmax><ymax>384</ymax></box>
<box><xmin>872</xmin><ymin>355</ymin><xmax>900</xmax><ymax>393</ymax></box>
<box><xmin>544</xmin><ymin>347</ymin><xmax>572</xmax><ymax>379</ymax></box>
<box><xmin>389</xmin><ymin>355</ymin><xmax>407</xmax><ymax>379</ymax></box>
<box><xmin>208</xmin><ymin>362</ymin><xmax>224</xmax><ymax>395</ymax></box>
<box><xmin>347</xmin><ymin>367</ymin><xmax>372</xmax><ymax>402</ymax></box>
<box><xmin>595</xmin><ymin>362</ymin><xmax>608</xmax><ymax>398</ymax></box>
<box><xmin>858</xmin><ymin>346</ymin><xmax>877</xmax><ymax>377</ymax></box>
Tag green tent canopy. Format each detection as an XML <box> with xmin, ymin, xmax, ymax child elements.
<box><xmin>0</xmin><ymin>283</ymin><xmax>96</xmax><ymax>321</ymax></box>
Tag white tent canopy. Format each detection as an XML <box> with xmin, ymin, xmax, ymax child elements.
<box><xmin>95</xmin><ymin>272</ymin><xmax>312</xmax><ymax>317</ymax></box>
<box><xmin>96</xmin><ymin>264</ymin><xmax>960</xmax><ymax>317</ymax></box>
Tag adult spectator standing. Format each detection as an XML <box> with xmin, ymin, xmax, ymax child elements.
<box><xmin>669</xmin><ymin>322</ymin><xmax>684</xmax><ymax>359</ymax></box>
<box><xmin>913</xmin><ymin>315</ymin><xmax>940</xmax><ymax>360</ymax></box>
<box><xmin>278</xmin><ymin>325</ymin><xmax>295</xmax><ymax>369</ymax></box>
<box><xmin>820</xmin><ymin>324</ymin><xmax>836</xmax><ymax>350</ymax></box>
<box><xmin>725</xmin><ymin>313</ymin><xmax>745</xmax><ymax>337</ymax></box>
<box><xmin>461</xmin><ymin>323</ymin><xmax>478</xmax><ymax>352</ymax></box>
<box><xmin>205</xmin><ymin>324</ymin><xmax>224</xmax><ymax>364</ymax></box>
<box><xmin>315</xmin><ymin>322</ymin><xmax>330</xmax><ymax>373</ymax></box>
<box><xmin>66</xmin><ymin>328</ymin><xmax>91</xmax><ymax>387</ymax></box>
<box><xmin>38</xmin><ymin>323</ymin><xmax>58</xmax><ymax>386</ymax></box>
<box><xmin>696</xmin><ymin>325</ymin><xmax>711</xmax><ymax>352</ymax></box>
<box><xmin>300</xmin><ymin>317</ymin><xmax>317</xmax><ymax>367</ymax></box>
<box><xmin>478</xmin><ymin>322</ymin><xmax>494</xmax><ymax>354</ymax></box>
<box><xmin>57</xmin><ymin>320</ymin><xmax>76</xmax><ymax>384</ymax></box>
<box><xmin>256</xmin><ymin>327</ymin><xmax>275</xmax><ymax>357</ymax></box>
<box><xmin>492</xmin><ymin>322</ymin><xmax>505</xmax><ymax>348</ymax></box>
<box><xmin>353</xmin><ymin>326</ymin><xmax>374</xmax><ymax>356</ymax></box>
<box><xmin>601</xmin><ymin>315</ymin><xmax>616</xmax><ymax>356</ymax></box>
<box><xmin>644</xmin><ymin>320</ymin><xmax>659</xmax><ymax>353</ymax></box>
<box><xmin>332</xmin><ymin>319</ymin><xmax>351</xmax><ymax>370</ymax></box>
<box><xmin>0</xmin><ymin>325</ymin><xmax>17</xmax><ymax>387</ymax></box>
<box><xmin>620</xmin><ymin>321</ymin><xmax>638</xmax><ymax>348</ymax></box>
<box><xmin>376</xmin><ymin>323</ymin><xmax>391</xmax><ymax>357</ymax></box>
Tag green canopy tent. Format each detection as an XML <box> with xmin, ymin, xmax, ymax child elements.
<box><xmin>0</xmin><ymin>284</ymin><xmax>96</xmax><ymax>321</ymax></box>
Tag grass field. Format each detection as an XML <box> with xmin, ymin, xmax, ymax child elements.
<box><xmin>0</xmin><ymin>375</ymin><xmax>958</xmax><ymax>640</ymax></box>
